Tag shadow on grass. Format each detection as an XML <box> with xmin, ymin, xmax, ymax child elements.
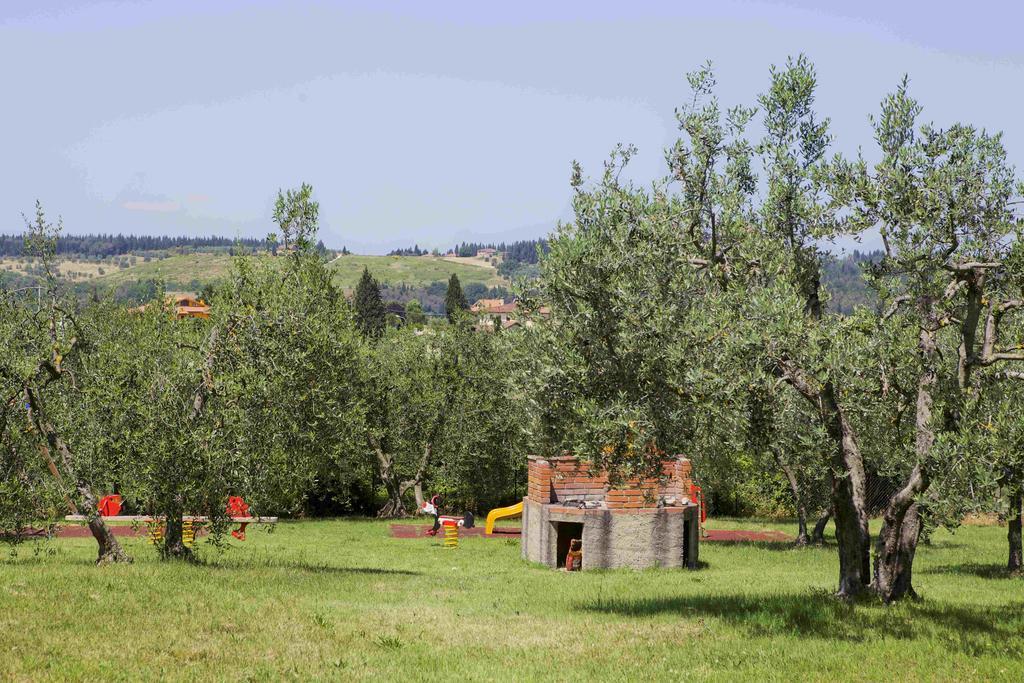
<box><xmin>923</xmin><ymin>563</ymin><xmax>1022</xmax><ymax>580</ymax></box>
<box><xmin>196</xmin><ymin>557</ymin><xmax>421</xmax><ymax>576</ymax></box>
<box><xmin>1</xmin><ymin>552</ymin><xmax>421</xmax><ymax>577</ymax></box>
<box><xmin>579</xmin><ymin>591</ymin><xmax>1024</xmax><ymax>655</ymax></box>
<box><xmin>706</xmin><ymin>540</ymin><xmax>832</xmax><ymax>552</ymax></box>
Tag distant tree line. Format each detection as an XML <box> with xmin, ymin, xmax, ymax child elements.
<box><xmin>387</xmin><ymin>244</ymin><xmax>433</xmax><ymax>256</ymax></box>
<box><xmin>0</xmin><ymin>233</ymin><xmax>271</xmax><ymax>258</ymax></box>
<box><xmin>450</xmin><ymin>239</ymin><xmax>548</xmax><ymax>261</ymax></box>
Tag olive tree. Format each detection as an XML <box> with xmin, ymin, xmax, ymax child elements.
<box><xmin>523</xmin><ymin>59</ymin><xmax>866</xmax><ymax>579</ymax></box>
<box><xmin>363</xmin><ymin>319</ymin><xmax>527</xmax><ymax>517</ymax></box>
<box><xmin>833</xmin><ymin>82</ymin><xmax>1024</xmax><ymax>599</ymax></box>
<box><xmin>0</xmin><ymin>203</ymin><xmax>130</xmax><ymax>563</ymax></box>
<box><xmin>85</xmin><ymin>187</ymin><xmax>364</xmax><ymax>560</ymax></box>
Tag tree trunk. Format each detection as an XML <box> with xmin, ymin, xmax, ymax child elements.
<box><xmin>1009</xmin><ymin>491</ymin><xmax>1022</xmax><ymax>573</ymax></box>
<box><xmin>773</xmin><ymin>449</ymin><xmax>808</xmax><ymax>545</ymax></box>
<box><xmin>819</xmin><ymin>382</ymin><xmax>872</xmax><ymax>596</ymax></box>
<box><xmin>372</xmin><ymin>436</ymin><xmax>410</xmax><ymax>518</ymax></box>
<box><xmin>874</xmin><ymin>316</ymin><xmax>937</xmax><ymax>603</ymax></box>
<box><xmin>776</xmin><ymin>359</ymin><xmax>871</xmax><ymax>598</ymax></box>
<box><xmin>24</xmin><ymin>386</ymin><xmax>131</xmax><ymax>564</ymax></box>
<box><xmin>874</xmin><ymin>500</ymin><xmax>924</xmax><ymax>602</ymax></box>
<box><xmin>85</xmin><ymin>513</ymin><xmax>131</xmax><ymax>564</ymax></box>
<box><xmin>828</xmin><ymin>457</ymin><xmax>872</xmax><ymax>598</ymax></box>
<box><xmin>160</xmin><ymin>494</ymin><xmax>194</xmax><ymax>561</ymax></box>
<box><xmin>811</xmin><ymin>508</ymin><xmax>832</xmax><ymax>545</ymax></box>
<box><xmin>377</xmin><ymin>477</ymin><xmax>409</xmax><ymax>518</ymax></box>
<box><xmin>791</xmin><ymin>258</ymin><xmax>870</xmax><ymax>593</ymax></box>
<box><xmin>372</xmin><ymin>438</ymin><xmax>431</xmax><ymax>519</ymax></box>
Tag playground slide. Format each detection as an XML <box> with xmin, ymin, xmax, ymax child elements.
<box><xmin>485</xmin><ymin>501</ymin><xmax>523</xmax><ymax>535</ymax></box>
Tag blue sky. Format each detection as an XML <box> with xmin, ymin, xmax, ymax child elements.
<box><xmin>2</xmin><ymin>1</ymin><xmax>1022</xmax><ymax>252</ymax></box>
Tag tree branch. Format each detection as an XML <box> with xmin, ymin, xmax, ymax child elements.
<box><xmin>943</xmin><ymin>261</ymin><xmax>1003</xmax><ymax>272</ymax></box>
<box><xmin>882</xmin><ymin>295</ymin><xmax>911</xmax><ymax>321</ymax></box>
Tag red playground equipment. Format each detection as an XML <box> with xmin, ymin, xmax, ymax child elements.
<box><xmin>64</xmin><ymin>495</ymin><xmax>276</xmax><ymax>543</ymax></box>
<box><xmin>690</xmin><ymin>483</ymin><xmax>707</xmax><ymax>536</ymax></box>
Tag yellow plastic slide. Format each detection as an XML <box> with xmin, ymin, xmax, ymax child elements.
<box><xmin>485</xmin><ymin>500</ymin><xmax>523</xmax><ymax>534</ymax></box>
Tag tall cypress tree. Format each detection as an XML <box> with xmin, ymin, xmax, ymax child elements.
<box><xmin>354</xmin><ymin>267</ymin><xmax>386</xmax><ymax>337</ymax></box>
<box><xmin>445</xmin><ymin>273</ymin><xmax>468</xmax><ymax>322</ymax></box>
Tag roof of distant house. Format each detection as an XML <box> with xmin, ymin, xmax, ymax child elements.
<box><xmin>470</xmin><ymin>298</ymin><xmax>505</xmax><ymax>312</ymax></box>
<box><xmin>471</xmin><ymin>299</ymin><xmax>550</xmax><ymax>316</ymax></box>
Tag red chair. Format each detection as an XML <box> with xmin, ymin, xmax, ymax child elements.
<box><xmin>97</xmin><ymin>494</ymin><xmax>122</xmax><ymax>517</ymax></box>
<box><xmin>226</xmin><ymin>497</ymin><xmax>250</xmax><ymax>540</ymax></box>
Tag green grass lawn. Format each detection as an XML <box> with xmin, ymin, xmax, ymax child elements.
<box><xmin>1</xmin><ymin>518</ymin><xmax>1022</xmax><ymax>681</ymax></box>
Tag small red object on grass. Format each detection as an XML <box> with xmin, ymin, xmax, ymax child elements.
<box><xmin>689</xmin><ymin>484</ymin><xmax>706</xmax><ymax>523</ymax></box>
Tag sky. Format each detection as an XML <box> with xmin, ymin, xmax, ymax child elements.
<box><xmin>2</xmin><ymin>1</ymin><xmax>1023</xmax><ymax>253</ymax></box>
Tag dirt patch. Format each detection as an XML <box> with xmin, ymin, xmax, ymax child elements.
<box><xmin>962</xmin><ymin>513</ymin><xmax>1002</xmax><ymax>527</ymax></box>
<box><xmin>704</xmin><ymin>529</ymin><xmax>792</xmax><ymax>543</ymax></box>
<box><xmin>389</xmin><ymin>524</ymin><xmax>521</xmax><ymax>539</ymax></box>
<box><xmin>440</xmin><ymin>255</ymin><xmax>495</xmax><ymax>270</ymax></box>
<box><xmin>389</xmin><ymin>524</ymin><xmax>787</xmax><ymax>543</ymax></box>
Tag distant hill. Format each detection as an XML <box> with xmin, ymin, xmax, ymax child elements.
<box><xmin>0</xmin><ymin>241</ymin><xmax>512</xmax><ymax>315</ymax></box>
<box><xmin>0</xmin><ymin>232</ymin><xmax>882</xmax><ymax>316</ymax></box>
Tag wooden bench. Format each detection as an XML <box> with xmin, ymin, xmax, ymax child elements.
<box><xmin>64</xmin><ymin>515</ymin><xmax>277</xmax><ymax>523</ymax></box>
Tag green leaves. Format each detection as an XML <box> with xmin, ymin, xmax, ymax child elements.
<box><xmin>272</xmin><ymin>183</ymin><xmax>319</xmax><ymax>252</ymax></box>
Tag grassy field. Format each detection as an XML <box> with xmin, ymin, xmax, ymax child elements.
<box><xmin>59</xmin><ymin>252</ymin><xmax>507</xmax><ymax>293</ymax></box>
<box><xmin>327</xmin><ymin>254</ymin><xmax>503</xmax><ymax>289</ymax></box>
<box><xmin>1</xmin><ymin>518</ymin><xmax>1021</xmax><ymax>681</ymax></box>
<box><xmin>89</xmin><ymin>253</ymin><xmax>238</xmax><ymax>288</ymax></box>
<box><xmin>1</xmin><ymin>257</ymin><xmax>112</xmax><ymax>281</ymax></box>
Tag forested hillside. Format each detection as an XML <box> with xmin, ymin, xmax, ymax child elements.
<box><xmin>821</xmin><ymin>249</ymin><xmax>882</xmax><ymax>314</ymax></box>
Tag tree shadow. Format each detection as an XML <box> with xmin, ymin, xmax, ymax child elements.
<box><xmin>706</xmin><ymin>540</ymin><xmax>831</xmax><ymax>552</ymax></box>
<box><xmin>579</xmin><ymin>591</ymin><xmax>1024</xmax><ymax>655</ymax></box>
<box><xmin>922</xmin><ymin>563</ymin><xmax>1021</xmax><ymax>580</ymax></box>
<box><xmin>195</xmin><ymin>557</ymin><xmax>421</xmax><ymax>576</ymax></box>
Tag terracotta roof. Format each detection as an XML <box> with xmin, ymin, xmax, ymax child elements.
<box><xmin>472</xmin><ymin>300</ymin><xmax>551</xmax><ymax>317</ymax></box>
<box><xmin>470</xmin><ymin>298</ymin><xmax>506</xmax><ymax>312</ymax></box>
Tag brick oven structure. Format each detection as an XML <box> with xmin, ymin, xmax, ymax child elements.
<box><xmin>522</xmin><ymin>454</ymin><xmax>700</xmax><ymax>570</ymax></box>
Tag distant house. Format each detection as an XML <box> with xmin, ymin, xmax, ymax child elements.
<box><xmin>169</xmin><ymin>294</ymin><xmax>211</xmax><ymax>319</ymax></box>
<box><xmin>130</xmin><ymin>294</ymin><xmax>210</xmax><ymax>319</ymax></box>
<box><xmin>470</xmin><ymin>298</ymin><xmax>549</xmax><ymax>331</ymax></box>
<box><xmin>476</xmin><ymin>248</ymin><xmax>498</xmax><ymax>258</ymax></box>
<box><xmin>470</xmin><ymin>298</ymin><xmax>505</xmax><ymax>313</ymax></box>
